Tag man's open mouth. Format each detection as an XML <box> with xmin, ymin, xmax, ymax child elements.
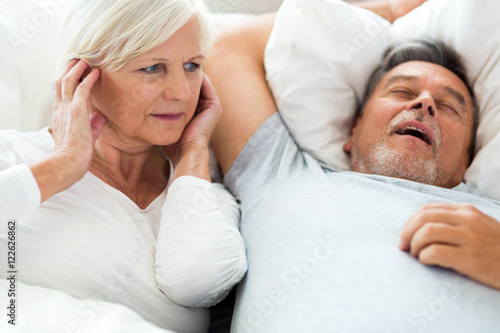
<box><xmin>395</xmin><ymin>125</ymin><xmax>432</xmax><ymax>145</ymax></box>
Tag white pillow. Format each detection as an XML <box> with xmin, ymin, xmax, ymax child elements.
<box><xmin>205</xmin><ymin>0</ymin><xmax>284</xmax><ymax>14</ymax></box>
<box><xmin>265</xmin><ymin>0</ymin><xmax>392</xmax><ymax>170</ymax></box>
<box><xmin>0</xmin><ymin>0</ymin><xmax>70</xmax><ymax>132</ymax></box>
<box><xmin>265</xmin><ymin>0</ymin><xmax>500</xmax><ymax>200</ymax></box>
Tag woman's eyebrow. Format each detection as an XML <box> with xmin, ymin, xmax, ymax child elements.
<box><xmin>146</xmin><ymin>55</ymin><xmax>205</xmax><ymax>63</ymax></box>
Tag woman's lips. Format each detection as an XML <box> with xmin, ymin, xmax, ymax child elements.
<box><xmin>151</xmin><ymin>113</ymin><xmax>183</xmax><ymax>122</ymax></box>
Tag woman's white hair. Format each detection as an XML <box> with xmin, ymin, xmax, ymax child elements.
<box><xmin>60</xmin><ymin>0</ymin><xmax>211</xmax><ymax>72</ymax></box>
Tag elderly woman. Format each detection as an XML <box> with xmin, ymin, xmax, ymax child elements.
<box><xmin>0</xmin><ymin>0</ymin><xmax>246</xmax><ymax>332</ymax></box>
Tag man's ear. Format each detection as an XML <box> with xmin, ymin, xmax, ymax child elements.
<box><xmin>343</xmin><ymin>136</ymin><xmax>353</xmax><ymax>153</ymax></box>
<box><xmin>343</xmin><ymin>116</ymin><xmax>361</xmax><ymax>153</ymax></box>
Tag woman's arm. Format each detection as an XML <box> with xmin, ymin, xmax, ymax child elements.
<box><xmin>0</xmin><ymin>60</ymin><xmax>103</xmax><ymax>220</ymax></box>
<box><xmin>33</xmin><ymin>59</ymin><xmax>105</xmax><ymax>203</ymax></box>
<box><xmin>0</xmin><ymin>165</ymin><xmax>41</xmax><ymax>220</ymax></box>
<box><xmin>155</xmin><ymin>177</ymin><xmax>246</xmax><ymax>307</ymax></box>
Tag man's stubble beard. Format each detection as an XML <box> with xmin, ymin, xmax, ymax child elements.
<box><xmin>352</xmin><ymin>139</ymin><xmax>442</xmax><ymax>185</ymax></box>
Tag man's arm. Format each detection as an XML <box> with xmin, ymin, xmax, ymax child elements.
<box><xmin>352</xmin><ymin>0</ymin><xmax>427</xmax><ymax>23</ymax></box>
<box><xmin>205</xmin><ymin>1</ymin><xmax>428</xmax><ymax>175</ymax></box>
<box><xmin>400</xmin><ymin>203</ymin><xmax>500</xmax><ymax>290</ymax></box>
<box><xmin>204</xmin><ymin>14</ymin><xmax>277</xmax><ymax>175</ymax></box>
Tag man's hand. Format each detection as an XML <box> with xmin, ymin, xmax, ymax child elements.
<box><xmin>400</xmin><ymin>203</ymin><xmax>500</xmax><ymax>290</ymax></box>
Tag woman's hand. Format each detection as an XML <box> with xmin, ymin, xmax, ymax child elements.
<box><xmin>400</xmin><ymin>203</ymin><xmax>500</xmax><ymax>290</ymax></box>
<box><xmin>165</xmin><ymin>74</ymin><xmax>223</xmax><ymax>182</ymax></box>
<box><xmin>30</xmin><ymin>59</ymin><xmax>105</xmax><ymax>202</ymax></box>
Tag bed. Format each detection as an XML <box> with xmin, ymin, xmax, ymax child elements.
<box><xmin>1</xmin><ymin>0</ymin><xmax>500</xmax><ymax>332</ymax></box>
<box><xmin>0</xmin><ymin>2</ymin><xmax>273</xmax><ymax>332</ymax></box>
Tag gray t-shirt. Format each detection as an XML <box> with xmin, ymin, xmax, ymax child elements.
<box><xmin>225</xmin><ymin>113</ymin><xmax>500</xmax><ymax>333</ymax></box>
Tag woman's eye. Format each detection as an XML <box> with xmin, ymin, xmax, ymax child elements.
<box><xmin>184</xmin><ymin>62</ymin><xmax>200</xmax><ymax>72</ymax></box>
<box><xmin>141</xmin><ymin>64</ymin><xmax>161</xmax><ymax>74</ymax></box>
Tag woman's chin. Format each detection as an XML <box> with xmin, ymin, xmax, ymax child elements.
<box><xmin>96</xmin><ymin>132</ymin><xmax>180</xmax><ymax>150</ymax></box>
<box><xmin>148</xmin><ymin>134</ymin><xmax>183</xmax><ymax>147</ymax></box>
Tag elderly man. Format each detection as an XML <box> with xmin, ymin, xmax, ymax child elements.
<box><xmin>205</xmin><ymin>7</ymin><xmax>500</xmax><ymax>333</ymax></box>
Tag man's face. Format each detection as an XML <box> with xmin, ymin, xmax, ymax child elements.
<box><xmin>343</xmin><ymin>61</ymin><xmax>475</xmax><ymax>188</ymax></box>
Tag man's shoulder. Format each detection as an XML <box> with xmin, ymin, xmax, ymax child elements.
<box><xmin>225</xmin><ymin>112</ymin><xmax>327</xmax><ymax>202</ymax></box>
<box><xmin>349</xmin><ymin>171</ymin><xmax>500</xmax><ymax>209</ymax></box>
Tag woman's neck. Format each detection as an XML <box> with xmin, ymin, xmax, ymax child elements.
<box><xmin>89</xmin><ymin>134</ymin><xmax>170</xmax><ymax>208</ymax></box>
<box><xmin>92</xmin><ymin>139</ymin><xmax>155</xmax><ymax>183</ymax></box>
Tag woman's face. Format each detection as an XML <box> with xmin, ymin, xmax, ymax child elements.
<box><xmin>90</xmin><ymin>18</ymin><xmax>204</xmax><ymax>147</ymax></box>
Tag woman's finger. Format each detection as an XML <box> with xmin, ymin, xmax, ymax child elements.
<box><xmin>199</xmin><ymin>73</ymin><xmax>219</xmax><ymax>101</ymax></box>
<box><xmin>196</xmin><ymin>73</ymin><xmax>222</xmax><ymax>119</ymax></box>
<box><xmin>61</xmin><ymin>60</ymin><xmax>90</xmax><ymax>102</ymax></box>
<box><xmin>62</xmin><ymin>59</ymin><xmax>79</xmax><ymax>77</ymax></box>
<box><xmin>53</xmin><ymin>59</ymin><xmax>79</xmax><ymax>104</ymax></box>
<box><xmin>72</xmin><ymin>67</ymin><xmax>100</xmax><ymax>107</ymax></box>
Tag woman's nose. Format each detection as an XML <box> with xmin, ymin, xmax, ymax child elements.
<box><xmin>163</xmin><ymin>71</ymin><xmax>190</xmax><ymax>101</ymax></box>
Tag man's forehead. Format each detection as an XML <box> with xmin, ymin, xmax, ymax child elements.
<box><xmin>381</xmin><ymin>61</ymin><xmax>467</xmax><ymax>91</ymax></box>
<box><xmin>382</xmin><ymin>73</ymin><xmax>419</xmax><ymax>89</ymax></box>
<box><xmin>378</xmin><ymin>61</ymin><xmax>472</xmax><ymax>107</ymax></box>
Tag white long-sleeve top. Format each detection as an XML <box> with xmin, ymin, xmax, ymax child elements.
<box><xmin>0</xmin><ymin>128</ymin><xmax>247</xmax><ymax>333</ymax></box>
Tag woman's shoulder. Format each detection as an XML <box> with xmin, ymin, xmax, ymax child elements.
<box><xmin>0</xmin><ymin>126</ymin><xmax>54</xmax><ymax>167</ymax></box>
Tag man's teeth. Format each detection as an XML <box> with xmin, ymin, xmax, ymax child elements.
<box><xmin>403</xmin><ymin>126</ymin><xmax>425</xmax><ymax>134</ymax></box>
<box><xmin>396</xmin><ymin>125</ymin><xmax>431</xmax><ymax>145</ymax></box>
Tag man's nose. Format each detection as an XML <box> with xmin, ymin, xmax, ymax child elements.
<box><xmin>409</xmin><ymin>94</ymin><xmax>435</xmax><ymax>117</ymax></box>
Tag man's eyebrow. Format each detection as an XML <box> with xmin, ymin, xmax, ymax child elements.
<box><xmin>443</xmin><ymin>85</ymin><xmax>468</xmax><ymax>112</ymax></box>
<box><xmin>383</xmin><ymin>74</ymin><xmax>419</xmax><ymax>89</ymax></box>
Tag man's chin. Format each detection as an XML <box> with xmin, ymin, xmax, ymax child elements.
<box><xmin>354</xmin><ymin>146</ymin><xmax>442</xmax><ymax>186</ymax></box>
